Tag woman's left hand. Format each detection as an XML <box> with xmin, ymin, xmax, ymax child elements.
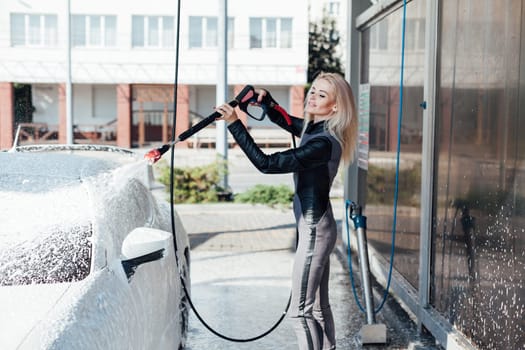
<box><xmin>215</xmin><ymin>103</ymin><xmax>239</xmax><ymax>124</ymax></box>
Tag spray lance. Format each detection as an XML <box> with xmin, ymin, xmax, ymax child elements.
<box><xmin>145</xmin><ymin>85</ymin><xmax>263</xmax><ymax>163</ymax></box>
<box><xmin>144</xmin><ymin>85</ymin><xmax>294</xmax><ymax>164</ymax></box>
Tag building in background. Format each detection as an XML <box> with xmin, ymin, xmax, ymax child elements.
<box><xmin>0</xmin><ymin>0</ymin><xmax>308</xmax><ymax>149</ymax></box>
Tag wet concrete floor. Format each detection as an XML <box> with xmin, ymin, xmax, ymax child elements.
<box><xmin>175</xmin><ymin>203</ymin><xmax>442</xmax><ymax>350</ymax></box>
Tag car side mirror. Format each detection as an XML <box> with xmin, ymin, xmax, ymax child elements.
<box><xmin>121</xmin><ymin>227</ymin><xmax>171</xmax><ymax>280</ymax></box>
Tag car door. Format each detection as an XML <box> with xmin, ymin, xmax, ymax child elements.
<box><xmin>121</xmin><ymin>179</ymin><xmax>181</xmax><ymax>349</ymax></box>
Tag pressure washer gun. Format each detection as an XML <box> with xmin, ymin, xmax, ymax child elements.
<box><xmin>144</xmin><ymin>85</ymin><xmax>261</xmax><ymax>164</ymax></box>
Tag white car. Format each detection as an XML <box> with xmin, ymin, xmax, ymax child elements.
<box><xmin>0</xmin><ymin>145</ymin><xmax>190</xmax><ymax>350</ymax></box>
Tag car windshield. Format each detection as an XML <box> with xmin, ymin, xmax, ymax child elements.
<box><xmin>0</xmin><ymin>224</ymin><xmax>92</xmax><ymax>286</ymax></box>
<box><xmin>0</xmin><ymin>175</ymin><xmax>94</xmax><ymax>286</ymax></box>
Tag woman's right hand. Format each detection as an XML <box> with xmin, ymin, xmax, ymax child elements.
<box><xmin>215</xmin><ymin>103</ymin><xmax>239</xmax><ymax>124</ymax></box>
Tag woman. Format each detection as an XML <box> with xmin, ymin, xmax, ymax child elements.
<box><xmin>216</xmin><ymin>72</ymin><xmax>358</xmax><ymax>350</ymax></box>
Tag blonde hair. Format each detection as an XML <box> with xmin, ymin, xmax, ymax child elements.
<box><xmin>304</xmin><ymin>72</ymin><xmax>358</xmax><ymax>164</ymax></box>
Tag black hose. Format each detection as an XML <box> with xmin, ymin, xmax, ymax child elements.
<box><xmin>167</xmin><ymin>0</ymin><xmax>290</xmax><ymax>342</ymax></box>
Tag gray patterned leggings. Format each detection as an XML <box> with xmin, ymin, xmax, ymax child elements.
<box><xmin>289</xmin><ymin>208</ymin><xmax>337</xmax><ymax>350</ymax></box>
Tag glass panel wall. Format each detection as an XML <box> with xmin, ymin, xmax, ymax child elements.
<box><xmin>432</xmin><ymin>1</ymin><xmax>524</xmax><ymax>348</ymax></box>
<box><xmin>360</xmin><ymin>0</ymin><xmax>426</xmax><ymax>289</ymax></box>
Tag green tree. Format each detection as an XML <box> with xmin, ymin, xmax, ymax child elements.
<box><xmin>308</xmin><ymin>12</ymin><xmax>344</xmax><ymax>83</ymax></box>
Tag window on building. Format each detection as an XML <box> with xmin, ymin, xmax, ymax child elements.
<box><xmin>189</xmin><ymin>16</ymin><xmax>234</xmax><ymax>48</ymax></box>
<box><xmin>249</xmin><ymin>18</ymin><xmax>262</xmax><ymax>48</ymax></box>
<box><xmin>280</xmin><ymin>18</ymin><xmax>292</xmax><ymax>48</ymax></box>
<box><xmin>205</xmin><ymin>17</ymin><xmax>217</xmax><ymax>47</ymax></box>
<box><xmin>405</xmin><ymin>18</ymin><xmax>425</xmax><ymax>51</ymax></box>
<box><xmin>249</xmin><ymin>17</ymin><xmax>292</xmax><ymax>49</ymax></box>
<box><xmin>10</xmin><ymin>13</ymin><xmax>58</xmax><ymax>47</ymax></box>
<box><xmin>328</xmin><ymin>1</ymin><xmax>340</xmax><ymax>16</ymax></box>
<box><xmin>266</xmin><ymin>18</ymin><xmax>277</xmax><ymax>47</ymax></box>
<box><xmin>132</xmin><ymin>15</ymin><xmax>174</xmax><ymax>48</ymax></box>
<box><xmin>370</xmin><ymin>18</ymin><xmax>388</xmax><ymax>50</ymax></box>
<box><xmin>71</xmin><ymin>15</ymin><xmax>116</xmax><ymax>47</ymax></box>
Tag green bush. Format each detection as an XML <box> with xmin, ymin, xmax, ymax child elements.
<box><xmin>156</xmin><ymin>160</ymin><xmax>227</xmax><ymax>203</ymax></box>
<box><xmin>234</xmin><ymin>184</ymin><xmax>294</xmax><ymax>207</ymax></box>
<box><xmin>155</xmin><ymin>160</ymin><xmax>294</xmax><ymax>206</ymax></box>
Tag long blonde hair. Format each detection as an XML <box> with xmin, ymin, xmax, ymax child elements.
<box><xmin>304</xmin><ymin>72</ymin><xmax>358</xmax><ymax>164</ymax></box>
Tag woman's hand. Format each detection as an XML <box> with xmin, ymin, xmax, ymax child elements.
<box><xmin>256</xmin><ymin>89</ymin><xmax>267</xmax><ymax>104</ymax></box>
<box><xmin>215</xmin><ymin>103</ymin><xmax>239</xmax><ymax>124</ymax></box>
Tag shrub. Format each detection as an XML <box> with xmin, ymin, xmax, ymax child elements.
<box><xmin>155</xmin><ymin>160</ymin><xmax>294</xmax><ymax>206</ymax></box>
<box><xmin>156</xmin><ymin>160</ymin><xmax>227</xmax><ymax>203</ymax></box>
<box><xmin>234</xmin><ymin>184</ymin><xmax>294</xmax><ymax>207</ymax></box>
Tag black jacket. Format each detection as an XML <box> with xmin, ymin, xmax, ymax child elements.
<box><xmin>227</xmin><ymin>107</ymin><xmax>342</xmax><ymax>225</ymax></box>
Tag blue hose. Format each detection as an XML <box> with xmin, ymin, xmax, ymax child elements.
<box><xmin>345</xmin><ymin>200</ymin><xmax>366</xmax><ymax>313</ymax></box>
<box><xmin>345</xmin><ymin>0</ymin><xmax>407</xmax><ymax>315</ymax></box>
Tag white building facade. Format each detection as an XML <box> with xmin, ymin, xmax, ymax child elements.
<box><xmin>0</xmin><ymin>0</ymin><xmax>308</xmax><ymax>148</ymax></box>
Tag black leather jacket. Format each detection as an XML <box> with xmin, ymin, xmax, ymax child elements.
<box><xmin>227</xmin><ymin>107</ymin><xmax>342</xmax><ymax>225</ymax></box>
